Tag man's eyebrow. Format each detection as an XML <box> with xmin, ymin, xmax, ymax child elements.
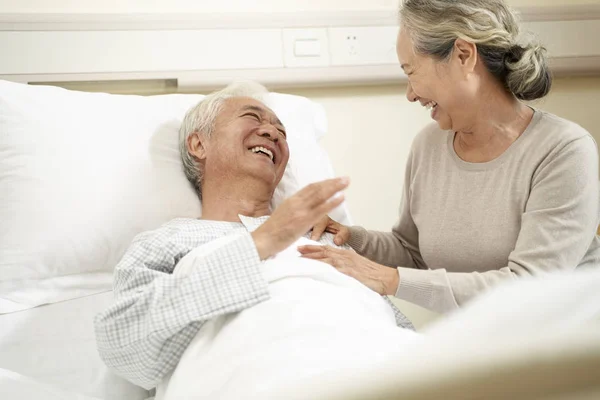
<box><xmin>240</xmin><ymin>105</ymin><xmax>264</xmax><ymax>114</ymax></box>
<box><xmin>241</xmin><ymin>105</ymin><xmax>285</xmax><ymax>128</ymax></box>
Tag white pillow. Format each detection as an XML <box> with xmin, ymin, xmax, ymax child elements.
<box><xmin>0</xmin><ymin>80</ymin><xmax>351</xmax><ymax>314</ymax></box>
<box><xmin>0</xmin><ymin>291</ymin><xmax>150</xmax><ymax>400</ymax></box>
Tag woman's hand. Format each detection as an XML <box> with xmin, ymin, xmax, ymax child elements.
<box><xmin>252</xmin><ymin>177</ymin><xmax>349</xmax><ymax>260</ymax></box>
<box><xmin>297</xmin><ymin>245</ymin><xmax>399</xmax><ymax>295</ymax></box>
<box><xmin>310</xmin><ymin>216</ymin><xmax>351</xmax><ymax>245</ymax></box>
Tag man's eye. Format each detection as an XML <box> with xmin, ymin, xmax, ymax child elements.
<box><xmin>244</xmin><ymin>113</ymin><xmax>260</xmax><ymax>121</ymax></box>
<box><xmin>278</xmin><ymin>129</ymin><xmax>287</xmax><ymax>138</ymax></box>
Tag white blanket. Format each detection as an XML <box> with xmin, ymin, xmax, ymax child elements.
<box><xmin>156</xmin><ymin>235</ymin><xmax>420</xmax><ymax>400</ymax></box>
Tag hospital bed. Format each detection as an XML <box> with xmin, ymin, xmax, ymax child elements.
<box><xmin>1</xmin><ymin>79</ymin><xmax>599</xmax><ymax>400</ymax></box>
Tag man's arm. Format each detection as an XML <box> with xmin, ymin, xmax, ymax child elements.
<box><xmin>93</xmin><ymin>227</ymin><xmax>269</xmax><ymax>390</ymax></box>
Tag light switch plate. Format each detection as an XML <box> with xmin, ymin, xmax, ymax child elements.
<box><xmin>283</xmin><ymin>28</ymin><xmax>330</xmax><ymax>68</ymax></box>
<box><xmin>294</xmin><ymin>39</ymin><xmax>321</xmax><ymax>57</ymax></box>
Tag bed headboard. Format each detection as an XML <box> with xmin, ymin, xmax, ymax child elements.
<box><xmin>2</xmin><ymin>4</ymin><xmax>600</xmax><ymax>92</ymax></box>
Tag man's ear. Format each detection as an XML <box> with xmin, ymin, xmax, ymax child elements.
<box><xmin>453</xmin><ymin>38</ymin><xmax>478</xmax><ymax>74</ymax></box>
<box><xmin>187</xmin><ymin>132</ymin><xmax>208</xmax><ymax>161</ymax></box>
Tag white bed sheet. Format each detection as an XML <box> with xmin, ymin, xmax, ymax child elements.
<box><xmin>0</xmin><ymin>291</ymin><xmax>150</xmax><ymax>400</ymax></box>
<box><xmin>0</xmin><ymin>367</ymin><xmax>104</xmax><ymax>400</ymax></box>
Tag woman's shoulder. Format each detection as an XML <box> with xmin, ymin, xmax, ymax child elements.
<box><xmin>527</xmin><ymin>109</ymin><xmax>598</xmax><ymax>171</ymax></box>
<box><xmin>533</xmin><ymin>109</ymin><xmax>595</xmax><ymax>146</ymax></box>
<box><xmin>410</xmin><ymin>122</ymin><xmax>450</xmax><ymax>152</ymax></box>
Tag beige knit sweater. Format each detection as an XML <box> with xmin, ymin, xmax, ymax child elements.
<box><xmin>348</xmin><ymin>109</ymin><xmax>600</xmax><ymax>313</ymax></box>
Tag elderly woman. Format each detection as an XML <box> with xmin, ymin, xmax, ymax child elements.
<box><xmin>301</xmin><ymin>0</ymin><xmax>600</xmax><ymax>313</ymax></box>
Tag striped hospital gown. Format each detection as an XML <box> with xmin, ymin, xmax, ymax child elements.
<box><xmin>93</xmin><ymin>215</ymin><xmax>414</xmax><ymax>390</ymax></box>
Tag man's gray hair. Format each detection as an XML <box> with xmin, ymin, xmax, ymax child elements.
<box><xmin>179</xmin><ymin>81</ymin><xmax>269</xmax><ymax>198</ymax></box>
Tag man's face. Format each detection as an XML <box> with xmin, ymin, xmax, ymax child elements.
<box><xmin>201</xmin><ymin>97</ymin><xmax>290</xmax><ymax>190</ymax></box>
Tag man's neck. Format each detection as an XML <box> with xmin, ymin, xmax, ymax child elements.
<box><xmin>200</xmin><ymin>179</ymin><xmax>273</xmax><ymax>222</ymax></box>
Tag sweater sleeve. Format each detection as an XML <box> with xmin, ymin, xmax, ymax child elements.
<box><xmin>395</xmin><ymin>136</ymin><xmax>600</xmax><ymax>313</ymax></box>
<box><xmin>347</xmin><ymin>149</ymin><xmax>427</xmax><ymax>270</ymax></box>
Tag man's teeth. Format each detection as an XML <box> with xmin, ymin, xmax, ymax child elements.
<box><xmin>250</xmin><ymin>146</ymin><xmax>274</xmax><ymax>162</ymax></box>
<box><xmin>424</xmin><ymin>101</ymin><xmax>438</xmax><ymax>110</ymax></box>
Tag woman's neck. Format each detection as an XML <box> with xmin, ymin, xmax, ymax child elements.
<box><xmin>454</xmin><ymin>93</ymin><xmax>533</xmax><ymax>163</ymax></box>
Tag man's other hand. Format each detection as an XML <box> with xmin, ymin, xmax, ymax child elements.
<box><xmin>251</xmin><ymin>177</ymin><xmax>349</xmax><ymax>260</ymax></box>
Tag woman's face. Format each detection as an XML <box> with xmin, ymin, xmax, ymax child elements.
<box><xmin>396</xmin><ymin>28</ymin><xmax>477</xmax><ymax>132</ymax></box>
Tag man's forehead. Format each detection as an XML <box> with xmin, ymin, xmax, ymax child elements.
<box><xmin>226</xmin><ymin>97</ymin><xmax>269</xmax><ymax>113</ymax></box>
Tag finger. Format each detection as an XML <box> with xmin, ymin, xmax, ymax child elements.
<box><xmin>303</xmin><ymin>177</ymin><xmax>349</xmax><ymax>208</ymax></box>
<box><xmin>325</xmin><ymin>223</ymin><xmax>340</xmax><ymax>235</ymax></box>
<box><xmin>310</xmin><ymin>218</ymin><xmax>329</xmax><ymax>240</ymax></box>
<box><xmin>334</xmin><ymin>231</ymin><xmax>347</xmax><ymax>245</ymax></box>
<box><xmin>325</xmin><ymin>226</ymin><xmax>339</xmax><ymax>234</ymax></box>
<box><xmin>324</xmin><ymin>221</ymin><xmax>340</xmax><ymax>235</ymax></box>
<box><xmin>300</xmin><ymin>252</ymin><xmax>326</xmax><ymax>260</ymax></box>
<box><xmin>297</xmin><ymin>245</ymin><xmax>325</xmax><ymax>254</ymax></box>
<box><xmin>335</xmin><ymin>227</ymin><xmax>351</xmax><ymax>245</ymax></box>
<box><xmin>314</xmin><ymin>194</ymin><xmax>345</xmax><ymax>221</ymax></box>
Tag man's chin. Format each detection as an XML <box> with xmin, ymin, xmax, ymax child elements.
<box><xmin>248</xmin><ymin>167</ymin><xmax>278</xmax><ymax>185</ymax></box>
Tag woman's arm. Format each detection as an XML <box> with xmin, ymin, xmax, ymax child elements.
<box><xmin>395</xmin><ymin>136</ymin><xmax>599</xmax><ymax>313</ymax></box>
<box><xmin>347</xmin><ymin>150</ymin><xmax>427</xmax><ymax>270</ymax></box>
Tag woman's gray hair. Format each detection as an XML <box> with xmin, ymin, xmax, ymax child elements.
<box><xmin>179</xmin><ymin>81</ymin><xmax>269</xmax><ymax>198</ymax></box>
<box><xmin>399</xmin><ymin>0</ymin><xmax>552</xmax><ymax>100</ymax></box>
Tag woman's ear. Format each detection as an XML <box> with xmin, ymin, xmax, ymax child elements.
<box><xmin>187</xmin><ymin>132</ymin><xmax>208</xmax><ymax>161</ymax></box>
<box><xmin>453</xmin><ymin>38</ymin><xmax>478</xmax><ymax>74</ymax></box>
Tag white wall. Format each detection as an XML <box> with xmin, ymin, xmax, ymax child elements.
<box><xmin>0</xmin><ymin>0</ymin><xmax>397</xmax><ymax>13</ymax></box>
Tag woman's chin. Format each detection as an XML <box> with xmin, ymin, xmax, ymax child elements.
<box><xmin>436</xmin><ymin>121</ymin><xmax>451</xmax><ymax>131</ymax></box>
<box><xmin>433</xmin><ymin>115</ymin><xmax>452</xmax><ymax>131</ymax></box>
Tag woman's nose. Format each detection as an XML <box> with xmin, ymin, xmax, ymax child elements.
<box><xmin>406</xmin><ymin>82</ymin><xmax>418</xmax><ymax>103</ymax></box>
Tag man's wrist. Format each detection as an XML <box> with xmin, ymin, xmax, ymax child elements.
<box><xmin>251</xmin><ymin>230</ymin><xmax>271</xmax><ymax>260</ymax></box>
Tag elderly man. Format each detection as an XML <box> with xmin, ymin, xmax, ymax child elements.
<box><xmin>93</xmin><ymin>82</ymin><xmax>414</xmax><ymax>397</ymax></box>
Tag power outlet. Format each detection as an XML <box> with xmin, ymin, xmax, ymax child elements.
<box><xmin>329</xmin><ymin>26</ymin><xmax>399</xmax><ymax>66</ymax></box>
<box><xmin>345</xmin><ymin>34</ymin><xmax>359</xmax><ymax>58</ymax></box>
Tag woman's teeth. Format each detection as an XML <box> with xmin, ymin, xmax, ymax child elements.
<box><xmin>424</xmin><ymin>101</ymin><xmax>437</xmax><ymax>110</ymax></box>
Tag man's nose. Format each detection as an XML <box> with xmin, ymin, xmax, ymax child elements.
<box><xmin>258</xmin><ymin>126</ymin><xmax>278</xmax><ymax>142</ymax></box>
